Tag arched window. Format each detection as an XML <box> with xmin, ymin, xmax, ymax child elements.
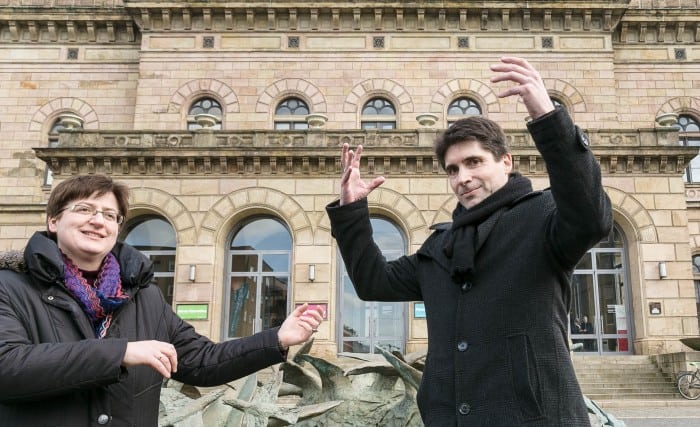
<box><xmin>676</xmin><ymin>114</ymin><xmax>700</xmax><ymax>183</ymax></box>
<box><xmin>338</xmin><ymin>216</ymin><xmax>406</xmax><ymax>354</ymax></box>
<box><xmin>447</xmin><ymin>97</ymin><xmax>481</xmax><ymax>126</ymax></box>
<box><xmin>361</xmin><ymin>97</ymin><xmax>396</xmax><ymax>129</ymax></box>
<box><xmin>225</xmin><ymin>217</ymin><xmax>292</xmax><ymax>339</ymax></box>
<box><xmin>571</xmin><ymin>225</ymin><xmax>631</xmax><ymax>354</ymax></box>
<box><xmin>187</xmin><ymin>97</ymin><xmax>222</xmax><ymax>130</ymax></box>
<box><xmin>274</xmin><ymin>97</ymin><xmax>309</xmax><ymax>130</ymax></box>
<box><xmin>122</xmin><ymin>217</ymin><xmax>177</xmax><ymax>305</ymax></box>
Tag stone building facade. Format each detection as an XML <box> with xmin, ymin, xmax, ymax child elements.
<box><xmin>1</xmin><ymin>0</ymin><xmax>700</xmax><ymax>358</ymax></box>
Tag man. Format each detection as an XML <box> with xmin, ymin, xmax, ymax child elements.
<box><xmin>0</xmin><ymin>174</ymin><xmax>324</xmax><ymax>426</ymax></box>
<box><xmin>326</xmin><ymin>57</ymin><xmax>612</xmax><ymax>425</ymax></box>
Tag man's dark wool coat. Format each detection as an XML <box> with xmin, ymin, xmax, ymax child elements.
<box><xmin>0</xmin><ymin>233</ymin><xmax>286</xmax><ymax>426</ymax></box>
<box><xmin>327</xmin><ymin>107</ymin><xmax>612</xmax><ymax>426</ymax></box>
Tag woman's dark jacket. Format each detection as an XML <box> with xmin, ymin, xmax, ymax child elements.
<box><xmin>327</xmin><ymin>107</ymin><xmax>612</xmax><ymax>426</ymax></box>
<box><xmin>0</xmin><ymin>233</ymin><xmax>285</xmax><ymax>426</ymax></box>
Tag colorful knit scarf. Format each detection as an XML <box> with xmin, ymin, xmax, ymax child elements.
<box><xmin>62</xmin><ymin>252</ymin><xmax>129</xmax><ymax>338</ymax></box>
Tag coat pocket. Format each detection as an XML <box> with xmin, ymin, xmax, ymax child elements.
<box><xmin>507</xmin><ymin>334</ymin><xmax>545</xmax><ymax>422</ymax></box>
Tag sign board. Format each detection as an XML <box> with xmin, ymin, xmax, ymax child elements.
<box><xmin>176</xmin><ymin>304</ymin><xmax>209</xmax><ymax>320</ymax></box>
<box><xmin>413</xmin><ymin>302</ymin><xmax>426</xmax><ymax>319</ymax></box>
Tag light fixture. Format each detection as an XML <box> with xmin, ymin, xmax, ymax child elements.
<box><xmin>658</xmin><ymin>262</ymin><xmax>667</xmax><ymax>279</ymax></box>
<box><xmin>189</xmin><ymin>265</ymin><xmax>196</xmax><ymax>282</ymax></box>
<box><xmin>308</xmin><ymin>264</ymin><xmax>315</xmax><ymax>282</ymax></box>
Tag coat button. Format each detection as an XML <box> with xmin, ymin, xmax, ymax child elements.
<box><xmin>457</xmin><ymin>341</ymin><xmax>468</xmax><ymax>352</ymax></box>
<box><xmin>47</xmin><ymin>296</ymin><xmax>54</xmax><ymax>301</ymax></box>
<box><xmin>97</xmin><ymin>414</ymin><xmax>110</xmax><ymax>425</ymax></box>
<box><xmin>458</xmin><ymin>403</ymin><xmax>471</xmax><ymax>415</ymax></box>
<box><xmin>460</xmin><ymin>281</ymin><xmax>472</xmax><ymax>292</ymax></box>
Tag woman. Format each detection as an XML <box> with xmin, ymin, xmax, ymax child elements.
<box><xmin>0</xmin><ymin>174</ymin><xmax>324</xmax><ymax>426</ymax></box>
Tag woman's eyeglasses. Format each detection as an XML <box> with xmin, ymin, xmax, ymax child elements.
<box><xmin>60</xmin><ymin>204</ymin><xmax>124</xmax><ymax>224</ymax></box>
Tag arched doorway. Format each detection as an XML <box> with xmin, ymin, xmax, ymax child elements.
<box><xmin>570</xmin><ymin>224</ymin><xmax>632</xmax><ymax>354</ymax></box>
<box><xmin>338</xmin><ymin>216</ymin><xmax>407</xmax><ymax>354</ymax></box>
<box><xmin>224</xmin><ymin>217</ymin><xmax>292</xmax><ymax>339</ymax></box>
<box><xmin>121</xmin><ymin>216</ymin><xmax>177</xmax><ymax>306</ymax></box>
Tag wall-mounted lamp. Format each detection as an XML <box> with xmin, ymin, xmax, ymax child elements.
<box><xmin>658</xmin><ymin>262</ymin><xmax>667</xmax><ymax>279</ymax></box>
<box><xmin>308</xmin><ymin>264</ymin><xmax>315</xmax><ymax>282</ymax></box>
<box><xmin>189</xmin><ymin>264</ymin><xmax>196</xmax><ymax>282</ymax></box>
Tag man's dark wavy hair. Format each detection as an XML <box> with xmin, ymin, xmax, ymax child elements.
<box><xmin>434</xmin><ymin>116</ymin><xmax>509</xmax><ymax>170</ymax></box>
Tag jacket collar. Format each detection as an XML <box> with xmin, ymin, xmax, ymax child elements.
<box><xmin>419</xmin><ymin>190</ymin><xmax>544</xmax><ymax>268</ymax></box>
<box><xmin>1</xmin><ymin>232</ymin><xmax>153</xmax><ymax>293</ymax></box>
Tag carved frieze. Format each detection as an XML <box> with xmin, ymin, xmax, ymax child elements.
<box><xmin>35</xmin><ymin>128</ymin><xmax>698</xmax><ymax>178</ymax></box>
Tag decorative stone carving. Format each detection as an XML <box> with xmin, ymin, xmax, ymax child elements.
<box><xmin>58</xmin><ymin>113</ymin><xmax>84</xmax><ymax>130</ymax></box>
<box><xmin>194</xmin><ymin>113</ymin><xmax>219</xmax><ymax>129</ymax></box>
<box><xmin>306</xmin><ymin>113</ymin><xmax>328</xmax><ymax>129</ymax></box>
<box><xmin>655</xmin><ymin>112</ymin><xmax>679</xmax><ymax>127</ymax></box>
<box><xmin>415</xmin><ymin>113</ymin><xmax>438</xmax><ymax>128</ymax></box>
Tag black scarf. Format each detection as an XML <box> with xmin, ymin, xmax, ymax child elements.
<box><xmin>443</xmin><ymin>173</ymin><xmax>533</xmax><ymax>285</ymax></box>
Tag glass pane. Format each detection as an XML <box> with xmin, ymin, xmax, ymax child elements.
<box><xmin>262</xmin><ymin>253</ymin><xmax>289</xmax><ymax>273</ymax></box>
<box><xmin>601</xmin><ymin>338</ymin><xmax>628</xmax><ymax>353</ymax></box>
<box><xmin>375</xmin><ymin>302</ymin><xmax>402</xmax><ymax>336</ymax></box>
<box><xmin>124</xmin><ymin>218</ymin><xmax>176</xmax><ymax>250</ymax></box>
<box><xmin>448</xmin><ymin>97</ymin><xmax>482</xmax><ymax>116</ymax></box>
<box><xmin>575</xmin><ymin>252</ymin><xmax>592</xmax><ymax>269</ymax></box>
<box><xmin>598</xmin><ymin>273</ymin><xmax>626</xmax><ymax>335</ymax></box>
<box><xmin>375</xmin><ymin>340</ymin><xmax>402</xmax><ymax>353</ymax></box>
<box><xmin>261</xmin><ymin>276</ymin><xmax>288</xmax><ymax>329</ymax></box>
<box><xmin>189</xmin><ymin>98</ymin><xmax>222</xmax><ymax>120</ymax></box>
<box><xmin>231</xmin><ymin>254</ymin><xmax>258</xmax><ymax>272</ymax></box>
<box><xmin>679</xmin><ymin>115</ymin><xmax>700</xmax><ymax>132</ymax></box>
<box><xmin>380</xmin><ymin>122</ymin><xmax>397</xmax><ymax>129</ymax></box>
<box><xmin>276</xmin><ymin>98</ymin><xmax>309</xmax><ymax>115</ymax></box>
<box><xmin>361</xmin><ymin>122</ymin><xmax>377</xmax><ymax>129</ymax></box>
<box><xmin>371</xmin><ymin>218</ymin><xmax>405</xmax><ymax>252</ymax></box>
<box><xmin>343</xmin><ymin>275</ymin><xmax>369</xmax><ymax>338</ymax></box>
<box><xmin>292</xmin><ymin>122</ymin><xmax>309</xmax><ymax>130</ymax></box>
<box><xmin>232</xmin><ymin>218</ymin><xmax>292</xmax><ymax>250</ymax></box>
<box><xmin>150</xmin><ymin>254</ymin><xmax>176</xmax><ymax>273</ymax></box>
<box><xmin>596</xmin><ymin>251</ymin><xmax>622</xmax><ymax>270</ymax></box>
<box><xmin>153</xmin><ymin>276</ymin><xmax>174</xmax><ymax>305</ymax></box>
<box><xmin>362</xmin><ymin>98</ymin><xmax>395</xmax><ymax>115</ymax></box>
<box><xmin>689</xmin><ymin>155</ymin><xmax>700</xmax><ymax>183</ymax></box>
<box><xmin>343</xmin><ymin>338</ymin><xmax>370</xmax><ymax>353</ymax></box>
<box><xmin>274</xmin><ymin>122</ymin><xmax>291</xmax><ymax>130</ymax></box>
<box><xmin>228</xmin><ymin>276</ymin><xmax>256</xmax><ymax>338</ymax></box>
<box><xmin>571</xmin><ymin>273</ymin><xmax>595</xmax><ymax>351</ymax></box>
<box><xmin>570</xmin><ymin>337</ymin><xmax>598</xmax><ymax>352</ymax></box>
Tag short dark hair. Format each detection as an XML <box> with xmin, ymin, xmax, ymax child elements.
<box><xmin>434</xmin><ymin>116</ymin><xmax>509</xmax><ymax>170</ymax></box>
<box><xmin>46</xmin><ymin>175</ymin><xmax>130</xmax><ymax>230</ymax></box>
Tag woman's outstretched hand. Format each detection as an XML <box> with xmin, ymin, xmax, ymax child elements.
<box><xmin>277</xmin><ymin>303</ymin><xmax>325</xmax><ymax>349</ymax></box>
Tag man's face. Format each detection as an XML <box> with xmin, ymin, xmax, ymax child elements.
<box><xmin>47</xmin><ymin>192</ymin><xmax>120</xmax><ymax>271</ymax></box>
<box><xmin>444</xmin><ymin>139</ymin><xmax>513</xmax><ymax>209</ymax></box>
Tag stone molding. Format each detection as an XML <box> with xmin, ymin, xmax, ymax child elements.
<box><xmin>33</xmin><ymin>128</ymin><xmax>698</xmax><ymax>178</ymax></box>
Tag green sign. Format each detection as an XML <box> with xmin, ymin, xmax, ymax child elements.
<box><xmin>177</xmin><ymin>304</ymin><xmax>209</xmax><ymax>320</ymax></box>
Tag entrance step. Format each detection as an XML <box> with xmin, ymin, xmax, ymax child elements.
<box><xmin>572</xmin><ymin>355</ymin><xmax>680</xmax><ymax>400</ymax></box>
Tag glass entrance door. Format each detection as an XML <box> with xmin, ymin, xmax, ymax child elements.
<box><xmin>338</xmin><ymin>216</ymin><xmax>406</xmax><ymax>354</ymax></box>
<box><xmin>571</xmin><ymin>246</ymin><xmax>631</xmax><ymax>354</ymax></box>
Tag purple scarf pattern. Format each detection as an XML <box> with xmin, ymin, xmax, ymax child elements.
<box><xmin>62</xmin><ymin>252</ymin><xmax>129</xmax><ymax>338</ymax></box>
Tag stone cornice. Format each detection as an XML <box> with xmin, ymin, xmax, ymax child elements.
<box><xmin>616</xmin><ymin>9</ymin><xmax>700</xmax><ymax>43</ymax></box>
<box><xmin>0</xmin><ymin>6</ymin><xmax>137</xmax><ymax>43</ymax></box>
<box><xmin>33</xmin><ymin>128</ymin><xmax>697</xmax><ymax>178</ymax></box>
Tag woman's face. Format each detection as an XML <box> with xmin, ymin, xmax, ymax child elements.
<box><xmin>47</xmin><ymin>192</ymin><xmax>120</xmax><ymax>271</ymax></box>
